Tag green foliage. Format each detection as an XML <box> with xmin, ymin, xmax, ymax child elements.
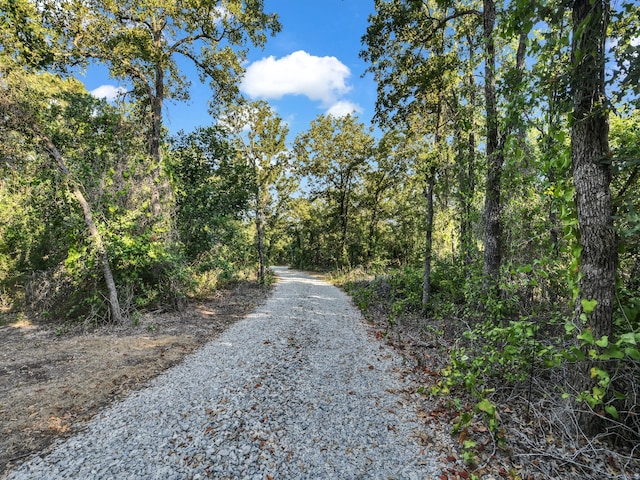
<box><xmin>220</xmin><ymin>100</ymin><xmax>293</xmax><ymax>283</ymax></box>
<box><xmin>563</xmin><ymin>287</ymin><xmax>640</xmax><ymax>429</ymax></box>
<box><xmin>168</xmin><ymin>127</ymin><xmax>253</xmax><ymax>262</ymax></box>
<box><xmin>429</xmin><ymin>316</ymin><xmax>563</xmax><ymax>458</ymax></box>
<box><xmin>564</xmin><ymin>334</ymin><xmax>640</xmax><ymax>432</ymax></box>
<box><xmin>345</xmin><ymin>266</ymin><xmax>424</xmax><ymax>325</ymax></box>
<box><xmin>386</xmin><ymin>267</ymin><xmax>424</xmax><ymax>316</ymax></box>
<box><xmin>294</xmin><ymin>114</ymin><xmax>375</xmax><ymax>268</ymax></box>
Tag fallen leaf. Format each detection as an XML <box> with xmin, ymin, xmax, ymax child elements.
<box><xmin>47</xmin><ymin>416</ymin><xmax>69</xmax><ymax>433</ymax></box>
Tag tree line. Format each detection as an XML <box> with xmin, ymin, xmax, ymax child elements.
<box><xmin>1</xmin><ymin>0</ymin><xmax>638</xmax><ymax>459</ymax></box>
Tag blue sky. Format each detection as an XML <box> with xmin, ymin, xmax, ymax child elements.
<box><xmin>81</xmin><ymin>0</ymin><xmax>378</xmax><ymax>139</ymax></box>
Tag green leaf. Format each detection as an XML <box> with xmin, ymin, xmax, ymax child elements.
<box><xmin>463</xmin><ymin>439</ymin><xmax>477</xmax><ymax>449</ymax></box>
<box><xmin>601</xmin><ymin>346</ymin><xmax>625</xmax><ymax>360</ymax></box>
<box><xmin>605</xmin><ymin>405</ymin><xmax>619</xmax><ymax>419</ymax></box>
<box><xmin>614</xmin><ymin>391</ymin><xmax>627</xmax><ymax>400</ymax></box>
<box><xmin>595</xmin><ymin>336</ymin><xmax>608</xmax><ymax>348</ymax></box>
<box><xmin>578</xmin><ymin>329</ymin><xmax>595</xmax><ymax>345</ymax></box>
<box><xmin>624</xmin><ymin>347</ymin><xmax>640</xmax><ymax>361</ymax></box>
<box><xmin>618</xmin><ymin>332</ymin><xmax>637</xmax><ymax>345</ymax></box>
<box><xmin>581</xmin><ymin>298</ymin><xmax>598</xmax><ymax>314</ymax></box>
<box><xmin>476</xmin><ymin>398</ymin><xmax>496</xmax><ymax>417</ymax></box>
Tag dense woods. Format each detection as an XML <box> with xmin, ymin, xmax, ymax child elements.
<box><xmin>1</xmin><ymin>0</ymin><xmax>639</xmax><ymax>477</ymax></box>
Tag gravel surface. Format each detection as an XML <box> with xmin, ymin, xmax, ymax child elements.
<box><xmin>4</xmin><ymin>267</ymin><xmax>444</xmax><ymax>479</ymax></box>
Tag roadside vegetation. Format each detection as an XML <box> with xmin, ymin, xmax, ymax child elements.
<box><xmin>333</xmin><ymin>262</ymin><xmax>639</xmax><ymax>479</ymax></box>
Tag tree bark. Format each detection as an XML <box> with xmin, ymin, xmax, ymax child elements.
<box><xmin>367</xmin><ymin>200</ymin><xmax>379</xmax><ymax>264</ymax></box>
<box><xmin>150</xmin><ymin>62</ymin><xmax>165</xmax><ymax>219</ymax></box>
<box><xmin>570</xmin><ymin>0</ymin><xmax>616</xmax><ymax>435</ymax></box>
<box><xmin>256</xmin><ymin>196</ymin><xmax>266</xmax><ymax>284</ymax></box>
<box><xmin>71</xmin><ymin>186</ymin><xmax>123</xmax><ymax>324</ymax></box>
<box><xmin>40</xmin><ymin>136</ymin><xmax>123</xmax><ymax>324</ymax></box>
<box><xmin>453</xmin><ymin>70</ymin><xmax>477</xmax><ymax>282</ymax></box>
<box><xmin>481</xmin><ymin>4</ymin><xmax>527</xmax><ymax>300</ymax></box>
<box><xmin>422</xmin><ymin>165</ymin><xmax>436</xmax><ymax>314</ymax></box>
<box><xmin>338</xmin><ymin>173</ymin><xmax>352</xmax><ymax>268</ymax></box>
<box><xmin>422</xmin><ymin>90</ymin><xmax>443</xmax><ymax>314</ymax></box>
<box><xmin>481</xmin><ymin>0</ymin><xmax>502</xmax><ymax>296</ymax></box>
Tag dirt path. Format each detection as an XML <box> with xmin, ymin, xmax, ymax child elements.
<box><xmin>0</xmin><ymin>282</ymin><xmax>269</xmax><ymax>474</ymax></box>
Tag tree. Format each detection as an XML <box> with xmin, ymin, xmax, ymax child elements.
<box><xmin>294</xmin><ymin>114</ymin><xmax>374</xmax><ymax>268</ymax></box>
<box><xmin>362</xmin><ymin>0</ymin><xmax>476</xmax><ymax>311</ymax></box>
<box><xmin>169</xmin><ymin>126</ymin><xmax>252</xmax><ymax>262</ymax></box>
<box><xmin>570</xmin><ymin>0</ymin><xmax>617</xmax><ymax>434</ymax></box>
<box><xmin>480</xmin><ymin>0</ymin><xmax>529</xmax><ymax>296</ymax></box>
<box><xmin>220</xmin><ymin>100</ymin><xmax>291</xmax><ymax>283</ymax></box>
<box><xmin>0</xmin><ymin>70</ymin><xmax>123</xmax><ymax>322</ymax></box>
<box><xmin>360</xmin><ymin>130</ymin><xmax>411</xmax><ymax>265</ymax></box>
<box><xmin>38</xmin><ymin>0</ymin><xmax>280</xmax><ymax>216</ymax></box>
<box><xmin>0</xmin><ymin>0</ymin><xmax>61</xmax><ymax>69</ymax></box>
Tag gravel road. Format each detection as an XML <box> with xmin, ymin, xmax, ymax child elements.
<box><xmin>4</xmin><ymin>267</ymin><xmax>444</xmax><ymax>479</ymax></box>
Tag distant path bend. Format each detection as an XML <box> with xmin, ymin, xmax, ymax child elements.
<box><xmin>5</xmin><ymin>267</ymin><xmax>442</xmax><ymax>479</ymax></box>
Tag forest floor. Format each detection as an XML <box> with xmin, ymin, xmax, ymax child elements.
<box><xmin>0</xmin><ymin>282</ymin><xmax>270</xmax><ymax>475</ymax></box>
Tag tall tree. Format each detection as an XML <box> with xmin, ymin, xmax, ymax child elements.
<box><xmin>39</xmin><ymin>0</ymin><xmax>280</xmax><ymax>216</ymax></box>
<box><xmin>480</xmin><ymin>0</ymin><xmax>501</xmax><ymax>293</ymax></box>
<box><xmin>570</xmin><ymin>0</ymin><xmax>617</xmax><ymax>433</ymax></box>
<box><xmin>480</xmin><ymin>0</ymin><xmax>528</xmax><ymax>295</ymax></box>
<box><xmin>169</xmin><ymin>126</ymin><xmax>252</xmax><ymax>262</ymax></box>
<box><xmin>0</xmin><ymin>70</ymin><xmax>123</xmax><ymax>322</ymax></box>
<box><xmin>362</xmin><ymin>0</ymin><xmax>477</xmax><ymax>311</ymax></box>
<box><xmin>294</xmin><ymin>114</ymin><xmax>374</xmax><ymax>268</ymax></box>
<box><xmin>361</xmin><ymin>130</ymin><xmax>411</xmax><ymax>264</ymax></box>
<box><xmin>221</xmin><ymin>100</ymin><xmax>291</xmax><ymax>284</ymax></box>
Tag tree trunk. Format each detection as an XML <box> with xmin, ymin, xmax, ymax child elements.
<box><xmin>150</xmin><ymin>60</ymin><xmax>165</xmax><ymax>219</ymax></box>
<box><xmin>367</xmin><ymin>201</ymin><xmax>379</xmax><ymax>264</ymax></box>
<box><xmin>256</xmin><ymin>200</ymin><xmax>266</xmax><ymax>284</ymax></box>
<box><xmin>71</xmin><ymin>186</ymin><xmax>123</xmax><ymax>324</ymax></box>
<box><xmin>570</xmin><ymin>0</ymin><xmax>616</xmax><ymax>435</ymax></box>
<box><xmin>422</xmin><ymin>165</ymin><xmax>436</xmax><ymax>314</ymax></box>
<box><xmin>338</xmin><ymin>179</ymin><xmax>351</xmax><ymax>268</ymax></box>
<box><xmin>481</xmin><ymin>0</ymin><xmax>502</xmax><ymax>296</ymax></box>
<box><xmin>453</xmin><ymin>73</ymin><xmax>477</xmax><ymax>282</ymax></box>
<box><xmin>463</xmin><ymin>69</ymin><xmax>477</xmax><ymax>280</ymax></box>
<box><xmin>423</xmin><ymin>90</ymin><xmax>444</xmax><ymax>314</ymax></box>
<box><xmin>40</xmin><ymin>136</ymin><xmax>123</xmax><ymax>324</ymax></box>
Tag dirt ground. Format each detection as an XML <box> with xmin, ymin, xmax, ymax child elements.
<box><xmin>0</xmin><ymin>282</ymin><xmax>270</xmax><ymax>476</ymax></box>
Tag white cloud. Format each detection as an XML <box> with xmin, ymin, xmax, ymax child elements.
<box><xmin>90</xmin><ymin>85</ymin><xmax>125</xmax><ymax>101</ymax></box>
<box><xmin>326</xmin><ymin>100</ymin><xmax>362</xmax><ymax>118</ymax></box>
<box><xmin>241</xmin><ymin>50</ymin><xmax>352</xmax><ymax>105</ymax></box>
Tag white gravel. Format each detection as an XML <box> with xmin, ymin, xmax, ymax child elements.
<box><xmin>4</xmin><ymin>267</ymin><xmax>444</xmax><ymax>479</ymax></box>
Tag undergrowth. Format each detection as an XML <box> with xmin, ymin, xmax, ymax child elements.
<box><xmin>339</xmin><ymin>263</ymin><xmax>640</xmax><ymax>480</ymax></box>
